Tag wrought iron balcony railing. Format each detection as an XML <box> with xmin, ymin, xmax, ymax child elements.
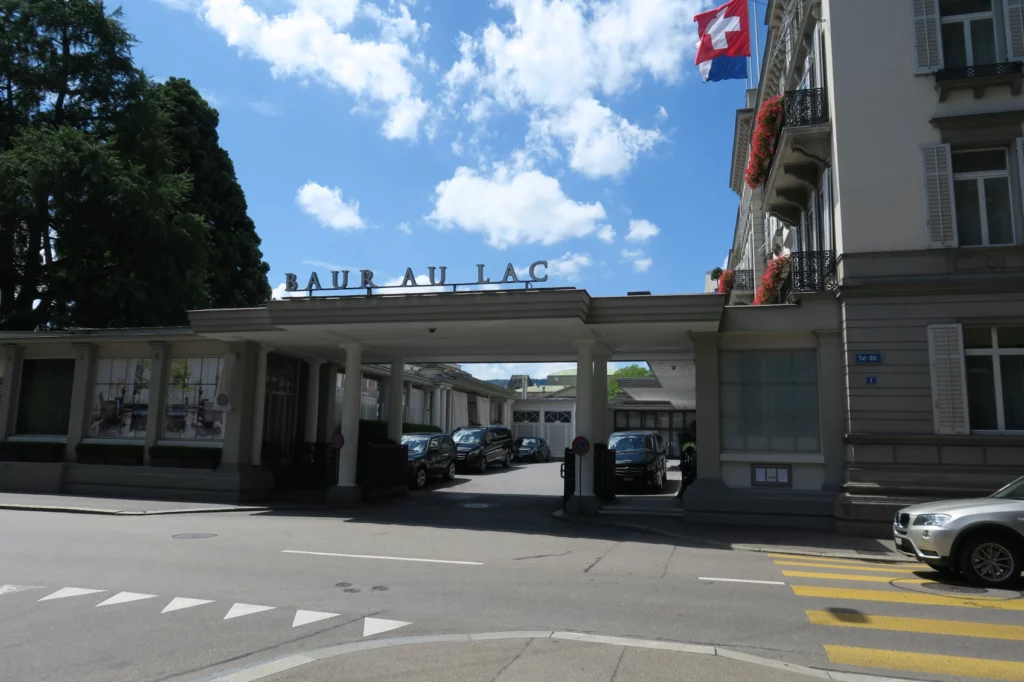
<box><xmin>936</xmin><ymin>61</ymin><xmax>1023</xmax><ymax>82</ymax></box>
<box><xmin>789</xmin><ymin>250</ymin><xmax>837</xmax><ymax>292</ymax></box>
<box><xmin>733</xmin><ymin>269</ymin><xmax>755</xmax><ymax>291</ymax></box>
<box><xmin>783</xmin><ymin>87</ymin><xmax>829</xmax><ymax>128</ymax></box>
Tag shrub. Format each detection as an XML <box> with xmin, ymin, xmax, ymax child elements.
<box><xmin>76</xmin><ymin>442</ymin><xmax>144</xmax><ymax>466</ymax></box>
<box><xmin>710</xmin><ymin>267</ymin><xmax>723</xmax><ymax>281</ymax></box>
<box><xmin>754</xmin><ymin>255</ymin><xmax>791</xmax><ymax>305</ymax></box>
<box><xmin>745</xmin><ymin>94</ymin><xmax>784</xmax><ymax>189</ymax></box>
<box><xmin>148</xmin><ymin>445</ymin><xmax>221</xmax><ymax>469</ymax></box>
<box><xmin>717</xmin><ymin>269</ymin><xmax>736</xmax><ymax>296</ymax></box>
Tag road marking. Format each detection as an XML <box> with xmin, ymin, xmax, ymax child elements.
<box><xmin>782</xmin><ymin>571</ymin><xmax>930</xmax><ymax>584</ymax></box>
<box><xmin>282</xmin><ymin>549</ymin><xmax>483</xmax><ymax>566</ymax></box>
<box><xmin>1</xmin><ymin>584</ymin><xmax>43</xmax><ymax>595</ymax></box>
<box><xmin>224</xmin><ymin>603</ymin><xmax>275</xmax><ymax>620</ymax></box>
<box><xmin>774</xmin><ymin>561</ymin><xmax>925</xmax><ymax>573</ymax></box>
<box><xmin>768</xmin><ymin>553</ymin><xmax>920</xmax><ymax>568</ymax></box>
<box><xmin>293</xmin><ymin>610</ymin><xmax>340</xmax><ymax>628</ymax></box>
<box><xmin>793</xmin><ymin>586</ymin><xmax>1024</xmax><ymax>610</ymax></box>
<box><xmin>363</xmin><ymin>617</ymin><xmax>411</xmax><ymax>637</ymax></box>
<box><xmin>698</xmin><ymin>577</ymin><xmax>785</xmax><ymax>585</ymax></box>
<box><xmin>39</xmin><ymin>587</ymin><xmax>105</xmax><ymax>601</ymax></box>
<box><xmin>96</xmin><ymin>591</ymin><xmax>158</xmax><ymax>607</ymax></box>
<box><xmin>825</xmin><ymin>645</ymin><xmax>1024</xmax><ymax>681</ymax></box>
<box><xmin>553</xmin><ymin>632</ymin><xmax>716</xmax><ymax>655</ymax></box>
<box><xmin>162</xmin><ymin>597</ymin><xmax>215</xmax><ymax>613</ymax></box>
<box><xmin>807</xmin><ymin>610</ymin><xmax>1024</xmax><ymax>641</ymax></box>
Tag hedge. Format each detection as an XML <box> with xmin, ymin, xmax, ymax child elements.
<box><xmin>149</xmin><ymin>445</ymin><xmax>221</xmax><ymax>470</ymax></box>
<box><xmin>76</xmin><ymin>442</ymin><xmax>144</xmax><ymax>466</ymax></box>
<box><xmin>0</xmin><ymin>440</ymin><xmax>65</xmax><ymax>463</ymax></box>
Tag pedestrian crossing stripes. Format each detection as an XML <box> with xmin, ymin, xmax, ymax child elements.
<box><xmin>769</xmin><ymin>554</ymin><xmax>1024</xmax><ymax>681</ymax></box>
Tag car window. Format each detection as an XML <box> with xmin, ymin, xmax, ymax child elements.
<box><xmin>992</xmin><ymin>477</ymin><xmax>1024</xmax><ymax>500</ymax></box>
<box><xmin>401</xmin><ymin>435</ymin><xmax>430</xmax><ymax>453</ymax></box>
<box><xmin>608</xmin><ymin>434</ymin><xmax>645</xmax><ymax>451</ymax></box>
<box><xmin>453</xmin><ymin>429</ymin><xmax>483</xmax><ymax>444</ymax></box>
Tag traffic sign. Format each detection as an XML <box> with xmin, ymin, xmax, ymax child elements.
<box><xmin>332</xmin><ymin>433</ymin><xmax>344</xmax><ymax>449</ymax></box>
<box><xmin>572</xmin><ymin>436</ymin><xmax>590</xmax><ymax>456</ymax></box>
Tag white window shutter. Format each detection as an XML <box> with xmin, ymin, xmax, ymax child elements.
<box><xmin>921</xmin><ymin>144</ymin><xmax>958</xmax><ymax>247</ymax></box>
<box><xmin>927</xmin><ymin>324</ymin><xmax>970</xmax><ymax>435</ymax></box>
<box><xmin>912</xmin><ymin>0</ymin><xmax>944</xmax><ymax>73</ymax></box>
<box><xmin>1006</xmin><ymin>0</ymin><xmax>1024</xmax><ymax>62</ymax></box>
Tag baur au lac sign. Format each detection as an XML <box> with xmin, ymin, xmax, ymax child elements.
<box><xmin>284</xmin><ymin>261</ymin><xmax>549</xmax><ymax>293</ymax></box>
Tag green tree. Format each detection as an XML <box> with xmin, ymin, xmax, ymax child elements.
<box><xmin>156</xmin><ymin>78</ymin><xmax>270</xmax><ymax>308</ymax></box>
<box><xmin>607</xmin><ymin>363</ymin><xmax>652</xmax><ymax>400</ymax></box>
<box><xmin>0</xmin><ymin>0</ymin><xmax>210</xmax><ymax>330</ymax></box>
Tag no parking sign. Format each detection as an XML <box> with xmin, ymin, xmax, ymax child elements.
<box><xmin>332</xmin><ymin>433</ymin><xmax>345</xmax><ymax>449</ymax></box>
<box><xmin>572</xmin><ymin>436</ymin><xmax>590</xmax><ymax>456</ymax></box>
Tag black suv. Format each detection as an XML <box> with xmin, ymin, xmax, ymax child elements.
<box><xmin>452</xmin><ymin>425</ymin><xmax>514</xmax><ymax>473</ymax></box>
<box><xmin>609</xmin><ymin>430</ymin><xmax>669</xmax><ymax>492</ymax></box>
<box><xmin>402</xmin><ymin>432</ymin><xmax>457</xmax><ymax>489</ymax></box>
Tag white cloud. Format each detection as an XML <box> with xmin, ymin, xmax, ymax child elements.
<box><xmin>547</xmin><ymin>252</ymin><xmax>593</xmax><ymax>281</ymax></box>
<box><xmin>296</xmin><ymin>181</ymin><xmax>365</xmax><ymax>230</ymax></box>
<box><xmin>362</xmin><ymin>3</ymin><xmax>427</xmax><ymax>43</ymax></box>
<box><xmin>272</xmin><ymin>282</ymin><xmax>305</xmax><ymax>299</ymax></box>
<box><xmin>625</xmin><ymin>218</ymin><xmax>660</xmax><ymax>242</ymax></box>
<box><xmin>428</xmin><ymin>165</ymin><xmax>606</xmax><ymax>248</ymax></box>
<box><xmin>247</xmin><ymin>99</ymin><xmax>281</xmax><ymax>117</ymax></box>
<box><xmin>199</xmin><ymin>0</ymin><xmax>428</xmax><ymax>139</ymax></box>
<box><xmin>656</xmin><ymin>105</ymin><xmax>668</xmax><ymax>120</ymax></box>
<box><xmin>596</xmin><ymin>224</ymin><xmax>616</xmax><ymax>243</ymax></box>
<box><xmin>621</xmin><ymin>248</ymin><xmax>652</xmax><ymax>272</ymax></box>
<box><xmin>397</xmin><ymin>222</ymin><xmax>413</xmax><ymax>235</ymax></box>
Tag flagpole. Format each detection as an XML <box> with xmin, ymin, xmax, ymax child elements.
<box><xmin>751</xmin><ymin>0</ymin><xmax>760</xmax><ymax>88</ymax></box>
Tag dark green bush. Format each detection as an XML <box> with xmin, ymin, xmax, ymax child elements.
<box><xmin>76</xmin><ymin>442</ymin><xmax>144</xmax><ymax>466</ymax></box>
<box><xmin>148</xmin><ymin>445</ymin><xmax>221</xmax><ymax>470</ymax></box>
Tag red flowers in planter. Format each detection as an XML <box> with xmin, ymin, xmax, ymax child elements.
<box><xmin>717</xmin><ymin>269</ymin><xmax>735</xmax><ymax>296</ymax></box>
<box><xmin>754</xmin><ymin>255</ymin><xmax>790</xmax><ymax>305</ymax></box>
<box><xmin>744</xmin><ymin>94</ymin><xmax>784</xmax><ymax>190</ymax></box>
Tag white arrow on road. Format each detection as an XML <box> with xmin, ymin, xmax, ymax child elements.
<box><xmin>292</xmin><ymin>610</ymin><xmax>340</xmax><ymax>628</ymax></box>
<box><xmin>1</xmin><ymin>585</ymin><xmax>43</xmax><ymax>596</ymax></box>
<box><xmin>363</xmin><ymin>617</ymin><xmax>410</xmax><ymax>637</ymax></box>
<box><xmin>162</xmin><ymin>597</ymin><xmax>215</xmax><ymax>614</ymax></box>
<box><xmin>224</xmin><ymin>603</ymin><xmax>275</xmax><ymax>620</ymax></box>
<box><xmin>97</xmin><ymin>592</ymin><xmax>158</xmax><ymax>607</ymax></box>
<box><xmin>39</xmin><ymin>587</ymin><xmax>105</xmax><ymax>601</ymax></box>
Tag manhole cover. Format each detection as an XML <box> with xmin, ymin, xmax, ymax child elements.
<box><xmin>336</xmin><ymin>582</ymin><xmax>351</xmax><ymax>588</ymax></box>
<box><xmin>463</xmin><ymin>503</ymin><xmax>490</xmax><ymax>509</ymax></box>
<box><xmin>894</xmin><ymin>580</ymin><xmax>1022</xmax><ymax>601</ymax></box>
<box><xmin>923</xmin><ymin>583</ymin><xmax>990</xmax><ymax>595</ymax></box>
<box><xmin>172</xmin><ymin>533</ymin><xmax>217</xmax><ymax>539</ymax></box>
<box><xmin>343</xmin><ymin>588</ymin><xmax>361</xmax><ymax>593</ymax></box>
<box><xmin>372</xmin><ymin>586</ymin><xmax>388</xmax><ymax>592</ymax></box>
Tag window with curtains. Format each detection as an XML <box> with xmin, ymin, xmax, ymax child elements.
<box><xmin>263</xmin><ymin>354</ymin><xmax>302</xmax><ymax>448</ymax></box>
<box><xmin>964</xmin><ymin>325</ymin><xmax>1024</xmax><ymax>431</ymax></box>
<box><xmin>720</xmin><ymin>350</ymin><xmax>820</xmax><ymax>452</ymax></box>
<box><xmin>952</xmin><ymin>149</ymin><xmax>1016</xmax><ymax>246</ymax></box>
<box><xmin>15</xmin><ymin>359</ymin><xmax>75</xmax><ymax>436</ymax></box>
<box><xmin>89</xmin><ymin>358</ymin><xmax>151</xmax><ymax>438</ymax></box>
<box><xmin>941</xmin><ymin>0</ymin><xmax>999</xmax><ymax>67</ymax></box>
<box><xmin>163</xmin><ymin>357</ymin><xmax>226</xmax><ymax>441</ymax></box>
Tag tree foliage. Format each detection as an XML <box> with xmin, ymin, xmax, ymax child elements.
<box><xmin>607</xmin><ymin>363</ymin><xmax>653</xmax><ymax>400</ymax></box>
<box><xmin>0</xmin><ymin>0</ymin><xmax>269</xmax><ymax>330</ymax></box>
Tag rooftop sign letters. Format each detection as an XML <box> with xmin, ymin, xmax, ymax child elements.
<box><xmin>284</xmin><ymin>261</ymin><xmax>550</xmax><ymax>296</ymax></box>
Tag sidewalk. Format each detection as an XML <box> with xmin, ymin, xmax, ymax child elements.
<box><xmin>552</xmin><ymin>509</ymin><xmax>903</xmax><ymax>562</ymax></box>
<box><xmin>0</xmin><ymin>492</ymin><xmax>266</xmax><ymax>516</ymax></box>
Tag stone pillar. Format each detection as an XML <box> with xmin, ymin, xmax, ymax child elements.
<box><xmin>505</xmin><ymin>400</ymin><xmax>513</xmax><ymax>425</ymax></box>
<box><xmin>569</xmin><ymin>339</ymin><xmax>598</xmax><ymax>513</ymax></box>
<box><xmin>692</xmin><ymin>333</ymin><xmax>720</xmax><ymax>481</ymax></box>
<box><xmin>439</xmin><ymin>385</ymin><xmax>449</xmax><ymax>433</ymax></box>
<box><xmin>145</xmin><ymin>343</ymin><xmax>171</xmax><ymax>465</ymax></box>
<box><xmin>0</xmin><ymin>345</ymin><xmax>25</xmax><ymax>440</ymax></box>
<box><xmin>220</xmin><ymin>342</ymin><xmax>254</xmax><ymax>466</ymax></box>
<box><xmin>249</xmin><ymin>346</ymin><xmax>271</xmax><ymax>465</ymax></box>
<box><xmin>318</xmin><ymin>362</ymin><xmax>339</xmax><ymax>443</ymax></box>
<box><xmin>304</xmin><ymin>359</ymin><xmax>324</xmax><ymax>443</ymax></box>
<box><xmin>66</xmin><ymin>343</ymin><xmax>96</xmax><ymax>460</ymax></box>
<box><xmin>387</xmin><ymin>358</ymin><xmax>405</xmax><ymax>442</ymax></box>
<box><xmin>330</xmin><ymin>344</ymin><xmax>362</xmax><ymax>499</ymax></box>
<box><xmin>430</xmin><ymin>388</ymin><xmax>441</xmax><ymax>428</ymax></box>
<box><xmin>591</xmin><ymin>354</ymin><xmax>609</xmax><ymax>443</ymax></box>
<box><xmin>816</xmin><ymin>331</ymin><xmax>845</xmax><ymax>489</ymax></box>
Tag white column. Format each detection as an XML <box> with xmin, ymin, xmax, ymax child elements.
<box><xmin>249</xmin><ymin>346</ymin><xmax>270</xmax><ymax>465</ymax></box>
<box><xmin>592</xmin><ymin>354</ymin><xmax>609</xmax><ymax>443</ymax></box>
<box><xmin>145</xmin><ymin>342</ymin><xmax>170</xmax><ymax>465</ymax></box>
<box><xmin>573</xmin><ymin>340</ymin><xmax>596</xmax><ymax>507</ymax></box>
<box><xmin>66</xmin><ymin>343</ymin><xmax>96</xmax><ymax>460</ymax></box>
<box><xmin>0</xmin><ymin>345</ymin><xmax>24</xmax><ymax>440</ymax></box>
<box><xmin>336</xmin><ymin>344</ymin><xmax>362</xmax><ymax>490</ymax></box>
<box><xmin>387</xmin><ymin>358</ymin><xmax>405</xmax><ymax>442</ymax></box>
<box><xmin>430</xmin><ymin>388</ymin><xmax>441</xmax><ymax>428</ymax></box>
<box><xmin>439</xmin><ymin>386</ymin><xmax>449</xmax><ymax>433</ymax></box>
<box><xmin>304</xmin><ymin>359</ymin><xmax>323</xmax><ymax>443</ymax></box>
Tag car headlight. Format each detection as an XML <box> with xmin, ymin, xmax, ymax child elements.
<box><xmin>913</xmin><ymin>514</ymin><xmax>952</xmax><ymax>527</ymax></box>
<box><xmin>646</xmin><ymin>459</ymin><xmax>659</xmax><ymax>471</ymax></box>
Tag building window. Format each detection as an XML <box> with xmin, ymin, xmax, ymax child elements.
<box><xmin>544</xmin><ymin>411</ymin><xmax>572</xmax><ymax>423</ymax></box>
<box><xmin>89</xmin><ymin>359</ymin><xmax>151</xmax><ymax>438</ymax></box>
<box><xmin>263</xmin><ymin>354</ymin><xmax>302</xmax><ymax>449</ymax></box>
<box><xmin>513</xmin><ymin>411</ymin><xmax>540</xmax><ymax>423</ymax></box>
<box><xmin>15</xmin><ymin>359</ymin><xmax>75</xmax><ymax>436</ymax></box>
<box><xmin>953</xmin><ymin>149</ymin><xmax>1016</xmax><ymax>246</ymax></box>
<box><xmin>940</xmin><ymin>0</ymin><xmax>998</xmax><ymax>68</ymax></box>
<box><xmin>720</xmin><ymin>350</ymin><xmax>820</xmax><ymax>452</ymax></box>
<box><xmin>164</xmin><ymin>357</ymin><xmax>226</xmax><ymax>441</ymax></box>
<box><xmin>752</xmin><ymin>465</ymin><xmax>792</xmax><ymax>487</ymax></box>
<box><xmin>964</xmin><ymin>325</ymin><xmax>1024</xmax><ymax>431</ymax></box>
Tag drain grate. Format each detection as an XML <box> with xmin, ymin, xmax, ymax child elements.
<box><xmin>172</xmin><ymin>533</ymin><xmax>217</xmax><ymax>539</ymax></box>
<box><xmin>923</xmin><ymin>583</ymin><xmax>988</xmax><ymax>595</ymax></box>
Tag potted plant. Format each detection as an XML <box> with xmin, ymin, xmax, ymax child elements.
<box><xmin>710</xmin><ymin>267</ymin><xmax>723</xmax><ymax>281</ymax></box>
<box><xmin>717</xmin><ymin>269</ymin><xmax>736</xmax><ymax>296</ymax></box>
<box><xmin>744</xmin><ymin>94</ymin><xmax>784</xmax><ymax>189</ymax></box>
<box><xmin>754</xmin><ymin>255</ymin><xmax>791</xmax><ymax>305</ymax></box>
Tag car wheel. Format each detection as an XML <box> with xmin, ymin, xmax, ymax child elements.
<box><xmin>924</xmin><ymin>562</ymin><xmax>956</xmax><ymax>576</ymax></box>
<box><xmin>411</xmin><ymin>467</ymin><xmax>427</xmax><ymax>490</ymax></box>
<box><xmin>444</xmin><ymin>461</ymin><xmax>456</xmax><ymax>481</ymax></box>
<box><xmin>649</xmin><ymin>471</ymin><xmax>664</xmax><ymax>493</ymax></box>
<box><xmin>958</xmin><ymin>533</ymin><xmax>1022</xmax><ymax>588</ymax></box>
<box><xmin>502</xmin><ymin>450</ymin><xmax>512</xmax><ymax>468</ymax></box>
<box><xmin>478</xmin><ymin>455</ymin><xmax>488</xmax><ymax>474</ymax></box>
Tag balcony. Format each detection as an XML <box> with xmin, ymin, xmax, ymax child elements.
<box><xmin>732</xmin><ymin>269</ymin><xmax>755</xmax><ymax>291</ymax></box>
<box><xmin>935</xmin><ymin>62</ymin><xmax>1023</xmax><ymax>102</ymax></box>
<box><xmin>775</xmin><ymin>251</ymin><xmax>837</xmax><ymax>303</ymax></box>
<box><xmin>763</xmin><ymin>87</ymin><xmax>832</xmax><ymax>227</ymax></box>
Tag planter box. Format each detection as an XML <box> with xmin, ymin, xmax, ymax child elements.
<box><xmin>149</xmin><ymin>446</ymin><xmax>221</xmax><ymax>470</ymax></box>
<box><xmin>76</xmin><ymin>443</ymin><xmax>144</xmax><ymax>466</ymax></box>
<box><xmin>0</xmin><ymin>461</ymin><xmax>65</xmax><ymax>493</ymax></box>
<box><xmin>0</xmin><ymin>441</ymin><xmax>65</xmax><ymax>463</ymax></box>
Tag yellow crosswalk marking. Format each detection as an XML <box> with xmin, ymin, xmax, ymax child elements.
<box><xmin>825</xmin><ymin>645</ymin><xmax>1024</xmax><ymax>681</ymax></box>
<box><xmin>793</xmin><ymin>586</ymin><xmax>1024</xmax><ymax>610</ymax></box>
<box><xmin>767</xmin><ymin>553</ymin><xmax>921</xmax><ymax>568</ymax></box>
<box><xmin>774</xmin><ymin>560</ymin><xmax>928</xmax><ymax>573</ymax></box>
<box><xmin>808</xmin><ymin>610</ymin><xmax>1024</xmax><ymax>641</ymax></box>
<box><xmin>782</xmin><ymin>571</ymin><xmax>930</xmax><ymax>584</ymax></box>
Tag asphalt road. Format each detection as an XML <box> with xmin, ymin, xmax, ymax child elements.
<box><xmin>1</xmin><ymin>461</ymin><xmax>1022</xmax><ymax>682</ymax></box>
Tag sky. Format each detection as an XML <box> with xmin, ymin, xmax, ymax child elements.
<box><xmin>125</xmin><ymin>0</ymin><xmax>765</xmax><ymax>381</ymax></box>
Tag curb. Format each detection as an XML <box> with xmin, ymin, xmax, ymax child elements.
<box><xmin>550</xmin><ymin>509</ymin><xmax>907</xmax><ymax>563</ymax></box>
<box><xmin>0</xmin><ymin>503</ymin><xmax>269</xmax><ymax>516</ymax></box>
<box><xmin>197</xmin><ymin>630</ymin><xmax>929</xmax><ymax>682</ymax></box>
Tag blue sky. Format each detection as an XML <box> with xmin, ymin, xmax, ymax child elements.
<box><xmin>126</xmin><ymin>0</ymin><xmax>762</xmax><ymax>380</ymax></box>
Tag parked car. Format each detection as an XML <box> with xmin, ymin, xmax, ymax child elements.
<box><xmin>401</xmin><ymin>433</ymin><xmax>457</xmax><ymax>489</ymax></box>
<box><xmin>451</xmin><ymin>425</ymin><xmax>514</xmax><ymax>473</ymax></box>
<box><xmin>608</xmin><ymin>430</ymin><xmax>668</xmax><ymax>492</ymax></box>
<box><xmin>514</xmin><ymin>436</ymin><xmax>551</xmax><ymax>462</ymax></box>
<box><xmin>893</xmin><ymin>476</ymin><xmax>1024</xmax><ymax>588</ymax></box>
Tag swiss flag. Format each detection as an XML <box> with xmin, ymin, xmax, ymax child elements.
<box><xmin>694</xmin><ymin>0</ymin><xmax>751</xmax><ymax>65</ymax></box>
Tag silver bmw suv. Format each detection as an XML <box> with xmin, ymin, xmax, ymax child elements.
<box><xmin>893</xmin><ymin>476</ymin><xmax>1024</xmax><ymax>588</ymax></box>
